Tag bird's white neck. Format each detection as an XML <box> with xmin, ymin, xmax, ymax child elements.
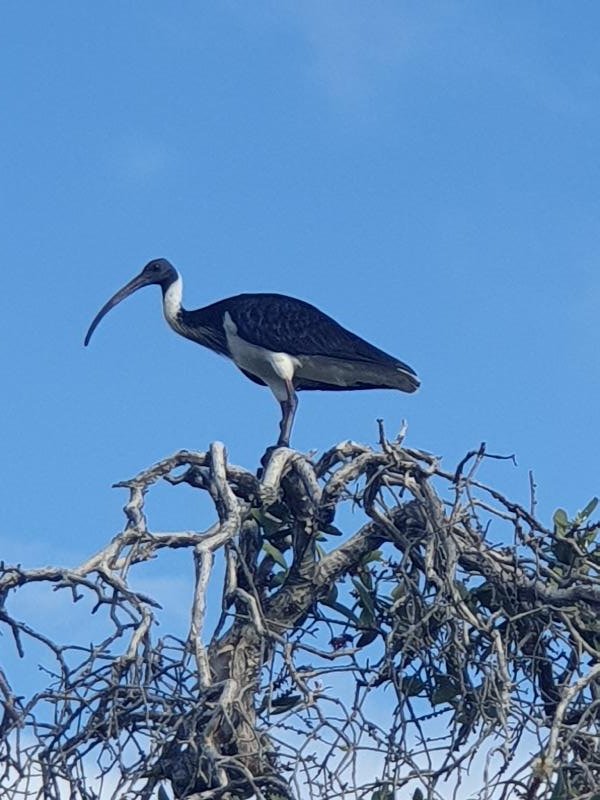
<box><xmin>162</xmin><ymin>273</ymin><xmax>183</xmax><ymax>327</ymax></box>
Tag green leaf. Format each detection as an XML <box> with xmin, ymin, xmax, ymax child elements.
<box><xmin>401</xmin><ymin>676</ymin><xmax>425</xmax><ymax>697</ymax></box>
<box><xmin>262</xmin><ymin>541</ymin><xmax>288</xmax><ymax>569</ymax></box>
<box><xmin>431</xmin><ymin>675</ymin><xmax>460</xmax><ymax>705</ymax></box>
<box><xmin>359</xmin><ymin>607</ymin><xmax>375</xmax><ymax>628</ymax></box>
<box><xmin>356</xmin><ymin>629</ymin><xmax>378</xmax><ymax>648</ymax></box>
<box><xmin>549</xmin><ymin>767</ymin><xmax>566</xmax><ymax>800</ymax></box>
<box><xmin>371</xmin><ymin>785</ymin><xmax>393</xmax><ymax>800</ymax></box>
<box><xmin>322</xmin><ymin>600</ymin><xmax>361</xmax><ymax>626</ymax></box>
<box><xmin>325</xmin><ymin>584</ymin><xmax>338</xmax><ymax>605</ymax></box>
<box><xmin>584</xmin><ymin>526</ymin><xmax>600</xmax><ymax>546</ymax></box>
<box><xmin>470</xmin><ymin>582</ymin><xmax>499</xmax><ymax>611</ymax></box>
<box><xmin>578</xmin><ymin>496</ymin><xmax>598</xmax><ymax>523</ymax></box>
<box><xmin>552</xmin><ymin>538</ymin><xmax>576</xmax><ymax>566</ymax></box>
<box><xmin>265</xmin><ymin>500</ymin><xmax>290</xmax><ymax>518</ymax></box>
<box><xmin>352</xmin><ymin>577</ymin><xmax>375</xmax><ymax>619</ymax></box>
<box><xmin>270</xmin><ymin>694</ymin><xmax>303</xmax><ymax>714</ymax></box>
<box><xmin>320</xmin><ymin>523</ymin><xmax>343</xmax><ymax>536</ymax></box>
<box><xmin>553</xmin><ymin>508</ymin><xmax>569</xmax><ymax>535</ymax></box>
<box><xmin>482</xmin><ymin>697</ymin><xmax>499</xmax><ymax>720</ymax></box>
<box><xmin>391</xmin><ymin>584</ymin><xmax>405</xmax><ymax>601</ymax></box>
<box><xmin>362</xmin><ymin>549</ymin><xmax>383</xmax><ymax>564</ymax></box>
<box><xmin>250</xmin><ymin>507</ymin><xmax>285</xmax><ymax>536</ymax></box>
<box><xmin>270</xmin><ymin>571</ymin><xmax>287</xmax><ymax>587</ymax></box>
<box><xmin>360</xmin><ymin>569</ymin><xmax>373</xmax><ymax>590</ymax></box>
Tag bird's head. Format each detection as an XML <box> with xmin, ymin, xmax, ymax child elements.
<box><xmin>84</xmin><ymin>258</ymin><xmax>178</xmax><ymax>346</ymax></box>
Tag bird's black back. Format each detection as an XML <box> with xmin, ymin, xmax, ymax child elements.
<box><xmin>185</xmin><ymin>293</ymin><xmax>417</xmax><ymax>375</ymax></box>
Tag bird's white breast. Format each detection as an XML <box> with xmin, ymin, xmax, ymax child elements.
<box><xmin>163</xmin><ymin>275</ymin><xmax>183</xmax><ymax>325</ymax></box>
<box><xmin>223</xmin><ymin>311</ymin><xmax>300</xmax><ymax>402</ymax></box>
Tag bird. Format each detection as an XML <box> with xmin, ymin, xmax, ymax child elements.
<box><xmin>84</xmin><ymin>258</ymin><xmax>419</xmax><ymax>447</ymax></box>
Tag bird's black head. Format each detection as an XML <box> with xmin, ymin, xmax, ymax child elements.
<box><xmin>84</xmin><ymin>258</ymin><xmax>178</xmax><ymax>346</ymax></box>
<box><xmin>139</xmin><ymin>258</ymin><xmax>178</xmax><ymax>287</ymax></box>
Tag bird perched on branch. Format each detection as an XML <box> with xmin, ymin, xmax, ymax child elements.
<box><xmin>85</xmin><ymin>258</ymin><xmax>419</xmax><ymax>446</ymax></box>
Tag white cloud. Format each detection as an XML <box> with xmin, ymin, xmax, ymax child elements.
<box><xmin>113</xmin><ymin>134</ymin><xmax>176</xmax><ymax>183</ymax></box>
<box><xmin>293</xmin><ymin>3</ymin><xmax>410</xmax><ymax>97</ymax></box>
<box><xmin>256</xmin><ymin>2</ymin><xmax>598</xmax><ymax>115</ymax></box>
<box><xmin>126</xmin><ymin>139</ymin><xmax>173</xmax><ymax>180</ymax></box>
<box><xmin>286</xmin><ymin>1</ymin><xmax>439</xmax><ymax>104</ymax></box>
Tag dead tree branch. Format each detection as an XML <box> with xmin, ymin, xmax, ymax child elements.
<box><xmin>1</xmin><ymin>438</ymin><xmax>599</xmax><ymax>800</ymax></box>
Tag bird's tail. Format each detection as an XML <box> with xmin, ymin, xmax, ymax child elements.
<box><xmin>294</xmin><ymin>355</ymin><xmax>420</xmax><ymax>393</ymax></box>
<box><xmin>390</xmin><ymin>365</ymin><xmax>420</xmax><ymax>393</ymax></box>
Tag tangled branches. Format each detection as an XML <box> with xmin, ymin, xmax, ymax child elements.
<box><xmin>1</xmin><ymin>435</ymin><xmax>600</xmax><ymax>800</ymax></box>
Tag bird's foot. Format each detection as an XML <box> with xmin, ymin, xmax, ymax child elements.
<box><xmin>258</xmin><ymin>442</ymin><xmax>291</xmax><ymax>477</ymax></box>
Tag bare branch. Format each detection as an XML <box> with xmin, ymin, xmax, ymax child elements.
<box><xmin>1</xmin><ymin>438</ymin><xmax>599</xmax><ymax>800</ymax></box>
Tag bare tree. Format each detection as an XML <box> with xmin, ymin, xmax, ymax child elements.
<box><xmin>1</xmin><ymin>430</ymin><xmax>600</xmax><ymax>800</ymax></box>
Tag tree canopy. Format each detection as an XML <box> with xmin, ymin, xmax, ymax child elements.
<box><xmin>1</xmin><ymin>432</ymin><xmax>600</xmax><ymax>800</ymax></box>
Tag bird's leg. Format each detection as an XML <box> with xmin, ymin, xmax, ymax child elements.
<box><xmin>277</xmin><ymin>380</ymin><xmax>298</xmax><ymax>447</ymax></box>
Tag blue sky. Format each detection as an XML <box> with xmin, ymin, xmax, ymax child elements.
<box><xmin>1</xmin><ymin>3</ymin><xmax>599</xmax><ymax>620</ymax></box>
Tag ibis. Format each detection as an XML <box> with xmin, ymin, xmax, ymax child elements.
<box><xmin>84</xmin><ymin>259</ymin><xmax>419</xmax><ymax>446</ymax></box>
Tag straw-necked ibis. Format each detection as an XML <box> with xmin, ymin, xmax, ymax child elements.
<box><xmin>84</xmin><ymin>259</ymin><xmax>419</xmax><ymax>446</ymax></box>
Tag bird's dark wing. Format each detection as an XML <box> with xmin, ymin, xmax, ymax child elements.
<box><xmin>239</xmin><ymin>367</ymin><xmax>267</xmax><ymax>387</ymax></box>
<box><xmin>222</xmin><ymin>293</ymin><xmax>417</xmax><ymax>374</ymax></box>
<box><xmin>179</xmin><ymin>303</ymin><xmax>230</xmax><ymax>356</ymax></box>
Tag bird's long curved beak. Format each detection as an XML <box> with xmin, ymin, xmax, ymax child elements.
<box><xmin>84</xmin><ymin>272</ymin><xmax>153</xmax><ymax>346</ymax></box>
